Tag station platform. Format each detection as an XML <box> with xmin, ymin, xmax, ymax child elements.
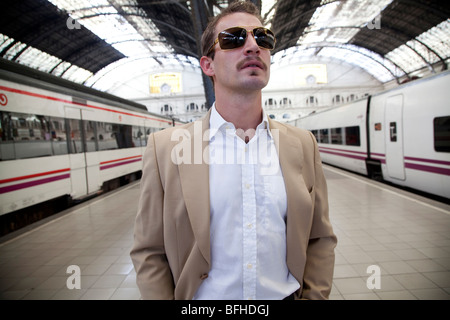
<box><xmin>0</xmin><ymin>165</ymin><xmax>449</xmax><ymax>300</ymax></box>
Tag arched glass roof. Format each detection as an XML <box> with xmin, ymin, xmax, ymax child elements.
<box><xmin>0</xmin><ymin>0</ymin><xmax>448</xmax><ymax>91</ymax></box>
<box><xmin>268</xmin><ymin>0</ymin><xmax>449</xmax><ymax>83</ymax></box>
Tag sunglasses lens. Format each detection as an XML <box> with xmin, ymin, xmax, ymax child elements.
<box><xmin>216</xmin><ymin>27</ymin><xmax>276</xmax><ymax>51</ymax></box>
<box><xmin>254</xmin><ymin>28</ymin><xmax>275</xmax><ymax>50</ymax></box>
<box><xmin>218</xmin><ymin>27</ymin><xmax>247</xmax><ymax>50</ymax></box>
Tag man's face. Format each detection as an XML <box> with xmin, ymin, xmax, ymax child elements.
<box><xmin>206</xmin><ymin>12</ymin><xmax>272</xmax><ymax>93</ymax></box>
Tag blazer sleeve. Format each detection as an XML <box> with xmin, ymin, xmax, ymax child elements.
<box><xmin>301</xmin><ymin>131</ymin><xmax>338</xmax><ymax>300</ymax></box>
<box><xmin>130</xmin><ymin>133</ymin><xmax>175</xmax><ymax>299</ymax></box>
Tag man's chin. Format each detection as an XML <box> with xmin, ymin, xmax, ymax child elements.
<box><xmin>238</xmin><ymin>73</ymin><xmax>269</xmax><ymax>90</ymax></box>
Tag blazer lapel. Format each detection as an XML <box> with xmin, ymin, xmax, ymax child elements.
<box><xmin>269</xmin><ymin>119</ymin><xmax>304</xmax><ymax>196</ymax></box>
<box><xmin>269</xmin><ymin>120</ymin><xmax>310</xmax><ymax>282</ymax></box>
<box><xmin>177</xmin><ymin>111</ymin><xmax>212</xmax><ymax>266</ymax></box>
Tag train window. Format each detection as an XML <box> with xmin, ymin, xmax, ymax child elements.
<box><xmin>0</xmin><ymin>112</ymin><xmax>70</xmax><ymax>160</ymax></box>
<box><xmin>311</xmin><ymin>130</ymin><xmax>319</xmax><ymax>142</ymax></box>
<box><xmin>132</xmin><ymin>126</ymin><xmax>143</xmax><ymax>147</ymax></box>
<box><xmin>0</xmin><ymin>113</ymin><xmax>12</xmax><ymax>139</ymax></box>
<box><xmin>140</xmin><ymin>126</ymin><xmax>158</xmax><ymax>147</ymax></box>
<box><xmin>67</xmin><ymin>119</ymin><xmax>83</xmax><ymax>154</ymax></box>
<box><xmin>319</xmin><ymin>129</ymin><xmax>329</xmax><ymax>144</ymax></box>
<box><xmin>345</xmin><ymin>126</ymin><xmax>360</xmax><ymax>146</ymax></box>
<box><xmin>115</xmin><ymin>124</ymin><xmax>134</xmax><ymax>149</ymax></box>
<box><xmin>84</xmin><ymin>121</ymin><xmax>98</xmax><ymax>152</ymax></box>
<box><xmin>331</xmin><ymin>128</ymin><xmax>343</xmax><ymax>144</ymax></box>
<box><xmin>434</xmin><ymin>116</ymin><xmax>450</xmax><ymax>152</ymax></box>
<box><xmin>1</xmin><ymin>111</ymin><xmax>20</xmax><ymax>160</ymax></box>
<box><xmin>97</xmin><ymin>122</ymin><xmax>119</xmax><ymax>150</ymax></box>
<box><xmin>51</xmin><ymin>117</ymin><xmax>69</xmax><ymax>155</ymax></box>
<box><xmin>97</xmin><ymin>122</ymin><xmax>135</xmax><ymax>150</ymax></box>
<box><xmin>389</xmin><ymin>122</ymin><xmax>397</xmax><ymax>142</ymax></box>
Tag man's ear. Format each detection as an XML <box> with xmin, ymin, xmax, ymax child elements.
<box><xmin>200</xmin><ymin>56</ymin><xmax>215</xmax><ymax>77</ymax></box>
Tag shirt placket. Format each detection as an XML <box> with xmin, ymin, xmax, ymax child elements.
<box><xmin>241</xmin><ymin>137</ymin><xmax>257</xmax><ymax>300</ymax></box>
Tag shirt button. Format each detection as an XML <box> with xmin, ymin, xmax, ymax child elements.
<box><xmin>247</xmin><ymin>223</ymin><xmax>253</xmax><ymax>229</ymax></box>
<box><xmin>245</xmin><ymin>183</ymin><xmax>250</xmax><ymax>189</ymax></box>
<box><xmin>247</xmin><ymin>264</ymin><xmax>253</xmax><ymax>269</ymax></box>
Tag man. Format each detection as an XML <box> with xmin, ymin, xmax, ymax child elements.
<box><xmin>130</xmin><ymin>0</ymin><xmax>337</xmax><ymax>300</ymax></box>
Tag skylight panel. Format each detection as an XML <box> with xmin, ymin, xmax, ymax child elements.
<box><xmin>0</xmin><ymin>34</ymin><xmax>14</xmax><ymax>52</ymax></box>
<box><xmin>51</xmin><ymin>61</ymin><xmax>73</xmax><ymax>76</ymax></box>
<box><xmin>386</xmin><ymin>45</ymin><xmax>426</xmax><ymax>73</ymax></box>
<box><xmin>1</xmin><ymin>41</ymin><xmax>27</xmax><ymax>61</ymax></box>
<box><xmin>48</xmin><ymin>0</ymin><xmax>174</xmax><ymax>57</ymax></box>
<box><xmin>271</xmin><ymin>47</ymin><xmax>320</xmax><ymax>67</ymax></box>
<box><xmin>61</xmin><ymin>65</ymin><xmax>93</xmax><ymax>83</ymax></box>
<box><xmin>0</xmin><ymin>32</ymin><xmax>93</xmax><ymax>83</ymax></box>
<box><xmin>385</xmin><ymin>19</ymin><xmax>450</xmax><ymax>74</ymax></box>
<box><xmin>261</xmin><ymin>0</ymin><xmax>277</xmax><ymax>29</ymax></box>
<box><xmin>299</xmin><ymin>0</ymin><xmax>393</xmax><ymax>45</ymax></box>
<box><xmin>415</xmin><ymin>19</ymin><xmax>450</xmax><ymax>62</ymax></box>
<box><xmin>15</xmin><ymin>47</ymin><xmax>62</xmax><ymax>73</ymax></box>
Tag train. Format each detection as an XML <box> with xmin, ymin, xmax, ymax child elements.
<box><xmin>289</xmin><ymin>70</ymin><xmax>450</xmax><ymax>201</ymax></box>
<box><xmin>0</xmin><ymin>59</ymin><xmax>183</xmax><ymax>233</ymax></box>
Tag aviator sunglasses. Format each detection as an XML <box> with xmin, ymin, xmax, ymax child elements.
<box><xmin>207</xmin><ymin>26</ymin><xmax>276</xmax><ymax>56</ymax></box>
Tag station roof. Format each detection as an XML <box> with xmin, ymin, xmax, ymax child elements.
<box><xmin>0</xmin><ymin>0</ymin><xmax>449</xmax><ymax>90</ymax></box>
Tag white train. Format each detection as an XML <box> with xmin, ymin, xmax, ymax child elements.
<box><xmin>0</xmin><ymin>60</ymin><xmax>183</xmax><ymax>223</ymax></box>
<box><xmin>289</xmin><ymin>70</ymin><xmax>450</xmax><ymax>200</ymax></box>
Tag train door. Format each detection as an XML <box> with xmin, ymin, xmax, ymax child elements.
<box><xmin>65</xmin><ymin>106</ymin><xmax>89</xmax><ymax>198</ymax></box>
<box><xmin>81</xmin><ymin>109</ymin><xmax>101</xmax><ymax>195</ymax></box>
<box><xmin>384</xmin><ymin>94</ymin><xmax>405</xmax><ymax>180</ymax></box>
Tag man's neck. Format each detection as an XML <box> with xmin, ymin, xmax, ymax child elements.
<box><xmin>214</xmin><ymin>90</ymin><xmax>263</xmax><ymax>132</ymax></box>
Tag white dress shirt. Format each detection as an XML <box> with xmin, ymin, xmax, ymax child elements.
<box><xmin>193</xmin><ymin>105</ymin><xmax>300</xmax><ymax>300</ymax></box>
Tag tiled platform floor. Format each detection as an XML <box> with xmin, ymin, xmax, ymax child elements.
<box><xmin>326</xmin><ymin>166</ymin><xmax>450</xmax><ymax>300</ymax></box>
<box><xmin>0</xmin><ymin>165</ymin><xmax>449</xmax><ymax>300</ymax></box>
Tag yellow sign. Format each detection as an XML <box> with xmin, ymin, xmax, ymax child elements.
<box><xmin>150</xmin><ymin>73</ymin><xmax>182</xmax><ymax>93</ymax></box>
<box><xmin>296</xmin><ymin>64</ymin><xmax>328</xmax><ymax>85</ymax></box>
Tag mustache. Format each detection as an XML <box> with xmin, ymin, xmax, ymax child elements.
<box><xmin>236</xmin><ymin>57</ymin><xmax>268</xmax><ymax>71</ymax></box>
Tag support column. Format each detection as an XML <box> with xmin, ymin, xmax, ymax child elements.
<box><xmin>191</xmin><ymin>0</ymin><xmax>215</xmax><ymax>110</ymax></box>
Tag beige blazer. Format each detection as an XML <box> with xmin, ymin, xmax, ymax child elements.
<box><xmin>130</xmin><ymin>110</ymin><xmax>337</xmax><ymax>300</ymax></box>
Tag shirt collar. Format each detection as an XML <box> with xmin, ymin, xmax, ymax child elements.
<box><xmin>209</xmin><ymin>103</ymin><xmax>229</xmax><ymax>132</ymax></box>
<box><xmin>209</xmin><ymin>103</ymin><xmax>272</xmax><ymax>140</ymax></box>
